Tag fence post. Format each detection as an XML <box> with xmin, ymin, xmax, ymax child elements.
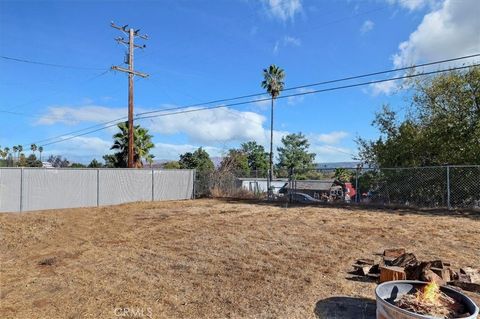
<box><xmin>20</xmin><ymin>167</ymin><xmax>24</xmax><ymax>212</ymax></box>
<box><xmin>446</xmin><ymin>166</ymin><xmax>451</xmax><ymax>210</ymax></box>
<box><xmin>267</xmin><ymin>169</ymin><xmax>271</xmax><ymax>200</ymax></box>
<box><xmin>355</xmin><ymin>168</ymin><xmax>359</xmax><ymax>203</ymax></box>
<box><xmin>96</xmin><ymin>168</ymin><xmax>100</xmax><ymax>207</ymax></box>
<box><xmin>192</xmin><ymin>169</ymin><xmax>196</xmax><ymax>199</ymax></box>
<box><xmin>151</xmin><ymin>169</ymin><xmax>154</xmax><ymax>202</ymax></box>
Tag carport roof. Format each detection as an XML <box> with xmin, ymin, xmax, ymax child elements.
<box><xmin>294</xmin><ymin>179</ymin><xmax>335</xmax><ymax>191</ymax></box>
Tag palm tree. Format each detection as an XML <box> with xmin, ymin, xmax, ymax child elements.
<box><xmin>261</xmin><ymin>64</ymin><xmax>285</xmax><ymax>191</ymax></box>
<box><xmin>31</xmin><ymin>144</ymin><xmax>37</xmax><ymax>156</ymax></box>
<box><xmin>12</xmin><ymin>146</ymin><xmax>18</xmax><ymax>161</ymax></box>
<box><xmin>4</xmin><ymin>147</ymin><xmax>10</xmax><ymax>160</ymax></box>
<box><xmin>18</xmin><ymin>145</ymin><xmax>23</xmax><ymax>156</ymax></box>
<box><xmin>38</xmin><ymin>146</ymin><xmax>43</xmax><ymax>161</ymax></box>
<box><xmin>111</xmin><ymin>121</ymin><xmax>155</xmax><ymax>168</ymax></box>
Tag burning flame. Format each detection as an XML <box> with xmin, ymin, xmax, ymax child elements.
<box><xmin>416</xmin><ymin>281</ymin><xmax>441</xmax><ymax>304</ymax></box>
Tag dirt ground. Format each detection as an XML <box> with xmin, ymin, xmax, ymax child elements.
<box><xmin>1</xmin><ymin>199</ymin><xmax>479</xmax><ymax>319</ymax></box>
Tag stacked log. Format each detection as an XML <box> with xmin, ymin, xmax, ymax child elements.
<box><xmin>350</xmin><ymin>248</ymin><xmax>480</xmax><ymax>293</ymax></box>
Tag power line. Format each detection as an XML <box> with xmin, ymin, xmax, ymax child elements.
<box><xmin>36</xmin><ymin>62</ymin><xmax>480</xmax><ymax>147</ymax></box>
<box><xmin>0</xmin><ymin>55</ymin><xmax>105</xmax><ymax>70</ymax></box>
<box><xmin>36</xmin><ymin>63</ymin><xmax>479</xmax><ymax>148</ymax></box>
<box><xmin>39</xmin><ymin>122</ymin><xmax>122</xmax><ymax>147</ymax></box>
<box><xmin>283</xmin><ymin>54</ymin><xmax>480</xmax><ymax>92</ymax></box>
<box><xmin>0</xmin><ymin>68</ymin><xmax>112</xmax><ymax>112</ymax></box>
<box><xmin>6</xmin><ymin>53</ymin><xmax>478</xmax><ymax>121</ymax></box>
<box><xmin>136</xmin><ymin>64</ymin><xmax>480</xmax><ymax>119</ymax></box>
<box><xmin>137</xmin><ymin>53</ymin><xmax>480</xmax><ymax>117</ymax></box>
<box><xmin>26</xmin><ymin>116</ymin><xmax>128</xmax><ymax>147</ymax></box>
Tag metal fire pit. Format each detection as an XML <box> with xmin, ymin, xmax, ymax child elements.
<box><xmin>375</xmin><ymin>280</ymin><xmax>479</xmax><ymax>319</ymax></box>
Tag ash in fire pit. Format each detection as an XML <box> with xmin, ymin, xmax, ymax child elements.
<box><xmin>395</xmin><ymin>281</ymin><xmax>466</xmax><ymax>318</ymax></box>
<box><xmin>375</xmin><ymin>281</ymin><xmax>479</xmax><ymax>319</ymax></box>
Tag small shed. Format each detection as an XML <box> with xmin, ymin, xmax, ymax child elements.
<box><xmin>292</xmin><ymin>179</ymin><xmax>338</xmax><ymax>199</ymax></box>
<box><xmin>236</xmin><ymin>178</ymin><xmax>288</xmax><ymax>194</ymax></box>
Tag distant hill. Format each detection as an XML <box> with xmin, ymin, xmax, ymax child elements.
<box><xmin>315</xmin><ymin>161</ymin><xmax>360</xmax><ymax>169</ymax></box>
<box><xmin>151</xmin><ymin>160</ymin><xmax>361</xmax><ymax>169</ymax></box>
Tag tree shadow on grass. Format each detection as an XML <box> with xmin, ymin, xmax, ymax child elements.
<box><xmin>314</xmin><ymin>296</ymin><xmax>376</xmax><ymax>319</ymax></box>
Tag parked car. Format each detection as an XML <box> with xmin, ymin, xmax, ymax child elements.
<box><xmin>290</xmin><ymin>192</ymin><xmax>321</xmax><ymax>204</ymax></box>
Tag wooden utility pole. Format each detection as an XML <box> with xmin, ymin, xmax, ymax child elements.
<box><xmin>111</xmin><ymin>22</ymin><xmax>149</xmax><ymax>168</ymax></box>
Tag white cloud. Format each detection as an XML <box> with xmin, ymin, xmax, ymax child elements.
<box><xmin>37</xmin><ymin>104</ymin><xmax>267</xmax><ymax>145</ymax></box>
<box><xmin>262</xmin><ymin>0</ymin><xmax>303</xmax><ymax>22</ymax></box>
<box><xmin>369</xmin><ymin>0</ymin><xmax>479</xmax><ymax>96</ymax></box>
<box><xmin>145</xmin><ymin>107</ymin><xmax>267</xmax><ymax>145</ymax></box>
<box><xmin>311</xmin><ymin>145</ymin><xmax>354</xmax><ymax>162</ymax></box>
<box><xmin>153</xmin><ymin>143</ymin><xmax>222</xmax><ymax>160</ymax></box>
<box><xmin>392</xmin><ymin>0</ymin><xmax>480</xmax><ymax>68</ymax></box>
<box><xmin>273</xmin><ymin>35</ymin><xmax>302</xmax><ymax>54</ymax></box>
<box><xmin>37</xmin><ymin>105</ymin><xmax>125</xmax><ymax>125</ymax></box>
<box><xmin>386</xmin><ymin>0</ymin><xmax>433</xmax><ymax>11</ymax></box>
<box><xmin>287</xmin><ymin>88</ymin><xmax>313</xmax><ymax>105</ymax></box>
<box><xmin>35</xmin><ymin>104</ymin><xmax>355</xmax><ymax>163</ymax></box>
<box><xmin>253</xmin><ymin>96</ymin><xmax>271</xmax><ymax>109</ymax></box>
<box><xmin>310</xmin><ymin>131</ymin><xmax>349</xmax><ymax>145</ymax></box>
<box><xmin>283</xmin><ymin>35</ymin><xmax>301</xmax><ymax>46</ymax></box>
<box><xmin>360</xmin><ymin>20</ymin><xmax>375</xmax><ymax>34</ymax></box>
<box><xmin>273</xmin><ymin>41</ymin><xmax>280</xmax><ymax>54</ymax></box>
<box><xmin>370</xmin><ymin>79</ymin><xmax>399</xmax><ymax>95</ymax></box>
<box><xmin>44</xmin><ymin>135</ymin><xmax>111</xmax><ymax>162</ymax></box>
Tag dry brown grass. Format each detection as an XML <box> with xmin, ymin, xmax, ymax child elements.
<box><xmin>1</xmin><ymin>199</ymin><xmax>479</xmax><ymax>319</ymax></box>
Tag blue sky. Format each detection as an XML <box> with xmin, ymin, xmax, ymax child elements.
<box><xmin>1</xmin><ymin>0</ymin><xmax>479</xmax><ymax>163</ymax></box>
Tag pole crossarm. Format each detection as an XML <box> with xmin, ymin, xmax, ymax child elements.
<box><xmin>111</xmin><ymin>66</ymin><xmax>149</xmax><ymax>78</ymax></box>
<box><xmin>115</xmin><ymin>37</ymin><xmax>146</xmax><ymax>49</ymax></box>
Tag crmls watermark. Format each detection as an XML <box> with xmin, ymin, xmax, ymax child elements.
<box><xmin>114</xmin><ymin>307</ymin><xmax>153</xmax><ymax>318</ymax></box>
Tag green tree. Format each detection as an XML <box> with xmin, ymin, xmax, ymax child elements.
<box><xmin>0</xmin><ymin>147</ymin><xmax>7</xmax><ymax>160</ymax></box>
<box><xmin>16</xmin><ymin>153</ymin><xmax>26</xmax><ymax>167</ymax></box>
<box><xmin>163</xmin><ymin>161</ymin><xmax>181</xmax><ymax>169</ymax></box>
<box><xmin>356</xmin><ymin>67</ymin><xmax>480</xmax><ymax>208</ymax></box>
<box><xmin>102</xmin><ymin>154</ymin><xmax>118</xmax><ymax>168</ymax></box>
<box><xmin>178</xmin><ymin>152</ymin><xmax>195</xmax><ymax>168</ymax></box>
<box><xmin>261</xmin><ymin>64</ymin><xmax>285</xmax><ymax>181</ymax></box>
<box><xmin>12</xmin><ymin>146</ymin><xmax>18</xmax><ymax>160</ymax></box>
<box><xmin>88</xmin><ymin>159</ymin><xmax>103</xmax><ymax>168</ymax></box>
<box><xmin>30</xmin><ymin>155</ymin><xmax>42</xmax><ymax>167</ymax></box>
<box><xmin>70</xmin><ymin>162</ymin><xmax>86</xmax><ymax>168</ymax></box>
<box><xmin>87</xmin><ymin>158</ymin><xmax>103</xmax><ymax>168</ymax></box>
<box><xmin>30</xmin><ymin>144</ymin><xmax>37</xmax><ymax>155</ymax></box>
<box><xmin>241</xmin><ymin>141</ymin><xmax>269</xmax><ymax>174</ymax></box>
<box><xmin>1</xmin><ymin>147</ymin><xmax>11</xmax><ymax>167</ymax></box>
<box><xmin>108</xmin><ymin>121</ymin><xmax>155</xmax><ymax>168</ymax></box>
<box><xmin>16</xmin><ymin>154</ymin><xmax>41</xmax><ymax>167</ymax></box>
<box><xmin>219</xmin><ymin>149</ymin><xmax>250</xmax><ymax>176</ymax></box>
<box><xmin>277</xmin><ymin>133</ymin><xmax>316</xmax><ymax>179</ymax></box>
<box><xmin>47</xmin><ymin>155</ymin><xmax>70</xmax><ymax>168</ymax></box>
<box><xmin>357</xmin><ymin>66</ymin><xmax>480</xmax><ymax>167</ymax></box>
<box><xmin>334</xmin><ymin>168</ymin><xmax>353</xmax><ymax>183</ymax></box>
<box><xmin>179</xmin><ymin>147</ymin><xmax>214</xmax><ymax>172</ymax></box>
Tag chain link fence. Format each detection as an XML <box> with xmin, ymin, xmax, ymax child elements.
<box><xmin>196</xmin><ymin>166</ymin><xmax>480</xmax><ymax>210</ymax></box>
<box><xmin>353</xmin><ymin>166</ymin><xmax>479</xmax><ymax>209</ymax></box>
<box><xmin>195</xmin><ymin>169</ymin><xmax>270</xmax><ymax>199</ymax></box>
